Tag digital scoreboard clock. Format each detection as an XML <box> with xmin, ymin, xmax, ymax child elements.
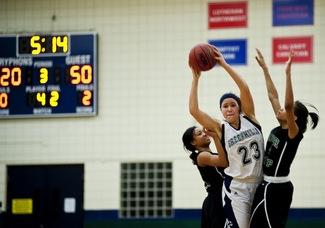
<box><xmin>0</xmin><ymin>32</ymin><xmax>98</xmax><ymax>118</ymax></box>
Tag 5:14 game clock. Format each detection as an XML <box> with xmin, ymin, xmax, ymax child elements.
<box><xmin>0</xmin><ymin>32</ymin><xmax>98</xmax><ymax>118</ymax></box>
<box><xmin>18</xmin><ymin>34</ymin><xmax>69</xmax><ymax>56</ymax></box>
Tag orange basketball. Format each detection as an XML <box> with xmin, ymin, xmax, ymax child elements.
<box><xmin>188</xmin><ymin>43</ymin><xmax>217</xmax><ymax>72</ymax></box>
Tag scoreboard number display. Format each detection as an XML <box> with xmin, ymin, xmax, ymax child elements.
<box><xmin>0</xmin><ymin>32</ymin><xmax>98</xmax><ymax>118</ymax></box>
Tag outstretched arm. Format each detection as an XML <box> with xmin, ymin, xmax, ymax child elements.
<box><xmin>255</xmin><ymin>48</ymin><xmax>281</xmax><ymax>120</ymax></box>
<box><xmin>197</xmin><ymin>129</ymin><xmax>228</xmax><ymax>168</ymax></box>
<box><xmin>214</xmin><ymin>48</ymin><xmax>258</xmax><ymax>123</ymax></box>
<box><xmin>189</xmin><ymin>68</ymin><xmax>222</xmax><ymax>137</ymax></box>
<box><xmin>284</xmin><ymin>51</ymin><xmax>299</xmax><ymax>138</ymax></box>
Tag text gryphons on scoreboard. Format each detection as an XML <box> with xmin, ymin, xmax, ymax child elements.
<box><xmin>0</xmin><ymin>32</ymin><xmax>97</xmax><ymax>118</ymax></box>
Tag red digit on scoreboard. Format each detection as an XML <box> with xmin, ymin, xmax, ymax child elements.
<box><xmin>82</xmin><ymin>90</ymin><xmax>92</xmax><ymax>106</ymax></box>
<box><xmin>0</xmin><ymin>93</ymin><xmax>8</xmax><ymax>109</ymax></box>
<box><xmin>0</xmin><ymin>67</ymin><xmax>22</xmax><ymax>87</ymax></box>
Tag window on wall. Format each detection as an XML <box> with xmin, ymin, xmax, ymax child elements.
<box><xmin>120</xmin><ymin>162</ymin><xmax>173</xmax><ymax>218</ymax></box>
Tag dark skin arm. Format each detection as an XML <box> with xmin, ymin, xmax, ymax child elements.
<box><xmin>197</xmin><ymin>128</ymin><xmax>228</xmax><ymax>168</ymax></box>
<box><xmin>256</xmin><ymin>49</ymin><xmax>299</xmax><ymax>138</ymax></box>
<box><xmin>284</xmin><ymin>51</ymin><xmax>299</xmax><ymax>139</ymax></box>
<box><xmin>255</xmin><ymin>48</ymin><xmax>281</xmax><ymax>121</ymax></box>
<box><xmin>189</xmin><ymin>68</ymin><xmax>222</xmax><ymax>138</ymax></box>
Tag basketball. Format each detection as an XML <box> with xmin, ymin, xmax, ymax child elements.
<box><xmin>188</xmin><ymin>43</ymin><xmax>217</xmax><ymax>72</ymax></box>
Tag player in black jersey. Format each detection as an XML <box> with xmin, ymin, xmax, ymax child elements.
<box><xmin>182</xmin><ymin>126</ymin><xmax>228</xmax><ymax>228</ymax></box>
<box><xmin>249</xmin><ymin>49</ymin><xmax>319</xmax><ymax>228</ymax></box>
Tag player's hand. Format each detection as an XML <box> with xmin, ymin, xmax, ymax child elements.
<box><xmin>255</xmin><ymin>48</ymin><xmax>268</xmax><ymax>70</ymax></box>
<box><xmin>203</xmin><ymin>128</ymin><xmax>219</xmax><ymax>139</ymax></box>
<box><xmin>212</xmin><ymin>47</ymin><xmax>226</xmax><ymax>66</ymax></box>
<box><xmin>285</xmin><ymin>50</ymin><xmax>294</xmax><ymax>75</ymax></box>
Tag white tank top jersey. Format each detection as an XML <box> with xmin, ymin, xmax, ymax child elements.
<box><xmin>222</xmin><ymin>114</ymin><xmax>264</xmax><ymax>183</ymax></box>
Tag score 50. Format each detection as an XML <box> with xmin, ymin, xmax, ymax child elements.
<box><xmin>69</xmin><ymin>65</ymin><xmax>93</xmax><ymax>84</ymax></box>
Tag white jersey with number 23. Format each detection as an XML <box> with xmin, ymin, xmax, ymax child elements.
<box><xmin>222</xmin><ymin>114</ymin><xmax>264</xmax><ymax>183</ymax></box>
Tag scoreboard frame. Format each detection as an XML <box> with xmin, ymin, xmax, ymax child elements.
<box><xmin>0</xmin><ymin>32</ymin><xmax>98</xmax><ymax>118</ymax></box>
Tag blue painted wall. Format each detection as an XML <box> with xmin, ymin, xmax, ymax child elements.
<box><xmin>84</xmin><ymin>208</ymin><xmax>325</xmax><ymax>228</ymax></box>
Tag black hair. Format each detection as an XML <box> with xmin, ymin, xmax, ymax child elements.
<box><xmin>294</xmin><ymin>100</ymin><xmax>319</xmax><ymax>134</ymax></box>
<box><xmin>219</xmin><ymin>92</ymin><xmax>241</xmax><ymax>111</ymax></box>
<box><xmin>182</xmin><ymin>126</ymin><xmax>198</xmax><ymax>164</ymax></box>
<box><xmin>182</xmin><ymin>126</ymin><xmax>196</xmax><ymax>153</ymax></box>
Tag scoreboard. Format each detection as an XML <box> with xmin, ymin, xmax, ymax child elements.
<box><xmin>0</xmin><ymin>32</ymin><xmax>97</xmax><ymax>118</ymax></box>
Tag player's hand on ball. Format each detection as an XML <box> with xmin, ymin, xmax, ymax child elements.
<box><xmin>212</xmin><ymin>48</ymin><xmax>226</xmax><ymax>66</ymax></box>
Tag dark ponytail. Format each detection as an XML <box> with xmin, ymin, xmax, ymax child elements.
<box><xmin>182</xmin><ymin>126</ymin><xmax>196</xmax><ymax>152</ymax></box>
<box><xmin>294</xmin><ymin>101</ymin><xmax>319</xmax><ymax>134</ymax></box>
<box><xmin>182</xmin><ymin>126</ymin><xmax>198</xmax><ymax>164</ymax></box>
<box><xmin>309</xmin><ymin>112</ymin><xmax>319</xmax><ymax>130</ymax></box>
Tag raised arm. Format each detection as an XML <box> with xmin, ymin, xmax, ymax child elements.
<box><xmin>255</xmin><ymin>48</ymin><xmax>281</xmax><ymax>119</ymax></box>
<box><xmin>197</xmin><ymin>128</ymin><xmax>228</xmax><ymax>168</ymax></box>
<box><xmin>214</xmin><ymin>48</ymin><xmax>258</xmax><ymax>123</ymax></box>
<box><xmin>189</xmin><ymin>68</ymin><xmax>222</xmax><ymax>137</ymax></box>
<box><xmin>284</xmin><ymin>51</ymin><xmax>299</xmax><ymax>138</ymax></box>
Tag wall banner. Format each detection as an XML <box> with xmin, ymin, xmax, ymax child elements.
<box><xmin>272</xmin><ymin>36</ymin><xmax>313</xmax><ymax>63</ymax></box>
<box><xmin>273</xmin><ymin>0</ymin><xmax>314</xmax><ymax>26</ymax></box>
<box><xmin>208</xmin><ymin>1</ymin><xmax>247</xmax><ymax>29</ymax></box>
<box><xmin>209</xmin><ymin>39</ymin><xmax>247</xmax><ymax>65</ymax></box>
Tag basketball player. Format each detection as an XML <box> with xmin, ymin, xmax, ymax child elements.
<box><xmin>182</xmin><ymin>126</ymin><xmax>228</xmax><ymax>228</ymax></box>
<box><xmin>189</xmin><ymin>47</ymin><xmax>264</xmax><ymax>228</ymax></box>
<box><xmin>249</xmin><ymin>49</ymin><xmax>319</xmax><ymax>228</ymax></box>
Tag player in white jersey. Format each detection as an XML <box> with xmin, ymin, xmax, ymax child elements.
<box><xmin>221</xmin><ymin>113</ymin><xmax>263</xmax><ymax>228</ymax></box>
<box><xmin>222</xmin><ymin>114</ymin><xmax>263</xmax><ymax>181</ymax></box>
<box><xmin>188</xmin><ymin>47</ymin><xmax>264</xmax><ymax>228</ymax></box>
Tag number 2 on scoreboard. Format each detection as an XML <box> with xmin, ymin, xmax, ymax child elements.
<box><xmin>82</xmin><ymin>90</ymin><xmax>92</xmax><ymax>106</ymax></box>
